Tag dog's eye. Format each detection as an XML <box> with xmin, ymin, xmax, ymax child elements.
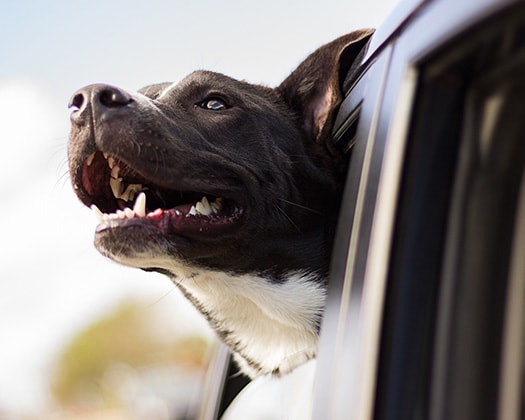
<box><xmin>198</xmin><ymin>98</ymin><xmax>228</xmax><ymax>111</ymax></box>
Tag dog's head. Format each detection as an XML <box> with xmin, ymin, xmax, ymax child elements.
<box><xmin>68</xmin><ymin>30</ymin><xmax>374</xmax><ymax>280</ymax></box>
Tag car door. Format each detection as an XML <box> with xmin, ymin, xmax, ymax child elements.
<box><xmin>314</xmin><ymin>0</ymin><xmax>525</xmax><ymax>419</ymax></box>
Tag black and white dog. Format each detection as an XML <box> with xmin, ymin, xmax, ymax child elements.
<box><xmin>68</xmin><ymin>29</ymin><xmax>373</xmax><ymax>378</ymax></box>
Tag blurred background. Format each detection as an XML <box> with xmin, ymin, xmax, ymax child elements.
<box><xmin>0</xmin><ymin>1</ymin><xmax>397</xmax><ymax>418</ymax></box>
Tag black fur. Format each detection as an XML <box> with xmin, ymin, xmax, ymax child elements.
<box><xmin>68</xmin><ymin>30</ymin><xmax>373</xmax><ymax>280</ymax></box>
<box><xmin>68</xmin><ymin>30</ymin><xmax>374</xmax><ymax>376</ymax></box>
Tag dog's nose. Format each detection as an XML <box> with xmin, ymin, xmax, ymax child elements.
<box><xmin>69</xmin><ymin>84</ymin><xmax>132</xmax><ymax>120</ymax></box>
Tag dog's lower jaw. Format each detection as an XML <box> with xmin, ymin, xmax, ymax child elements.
<box><xmin>97</xmin><ymin>243</ymin><xmax>326</xmax><ymax>378</ymax></box>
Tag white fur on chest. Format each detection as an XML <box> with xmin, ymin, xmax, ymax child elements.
<box><xmin>109</xmin><ymin>252</ymin><xmax>326</xmax><ymax>377</ymax></box>
<box><xmin>179</xmin><ymin>269</ymin><xmax>326</xmax><ymax>376</ymax></box>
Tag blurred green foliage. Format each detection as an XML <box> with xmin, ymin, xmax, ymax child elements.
<box><xmin>51</xmin><ymin>300</ymin><xmax>209</xmax><ymax>407</ymax></box>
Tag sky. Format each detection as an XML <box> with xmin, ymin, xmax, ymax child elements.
<box><xmin>0</xmin><ymin>0</ymin><xmax>398</xmax><ymax>415</ymax></box>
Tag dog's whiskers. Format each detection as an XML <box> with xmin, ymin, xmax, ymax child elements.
<box><xmin>56</xmin><ymin>170</ymin><xmax>71</xmax><ymax>190</ymax></box>
<box><xmin>55</xmin><ymin>157</ymin><xmax>73</xmax><ymax>190</ymax></box>
<box><xmin>173</xmin><ymin>275</ymin><xmax>185</xmax><ymax>288</ymax></box>
<box><xmin>275</xmin><ymin>205</ymin><xmax>301</xmax><ymax>232</ymax></box>
<box><xmin>147</xmin><ymin>285</ymin><xmax>178</xmax><ymax>308</ymax></box>
<box><xmin>277</xmin><ymin>198</ymin><xmax>323</xmax><ymax>215</ymax></box>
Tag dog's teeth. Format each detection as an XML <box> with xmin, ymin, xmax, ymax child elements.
<box><xmin>109</xmin><ymin>162</ymin><xmax>122</xmax><ymax>200</ymax></box>
<box><xmin>108</xmin><ymin>156</ymin><xmax>116</xmax><ymax>169</ymax></box>
<box><xmin>110</xmin><ymin>164</ymin><xmax>120</xmax><ymax>179</ymax></box>
<box><xmin>211</xmin><ymin>198</ymin><xmax>224</xmax><ymax>213</ymax></box>
<box><xmin>91</xmin><ymin>204</ymin><xmax>104</xmax><ymax>221</ymax></box>
<box><xmin>195</xmin><ymin>203</ymin><xmax>205</xmax><ymax>215</ymax></box>
<box><xmin>106</xmin><ymin>210</ymin><xmax>126</xmax><ymax>221</ymax></box>
<box><xmin>124</xmin><ymin>208</ymin><xmax>134</xmax><ymax>218</ymax></box>
<box><xmin>121</xmin><ymin>183</ymin><xmax>143</xmax><ymax>202</ymax></box>
<box><xmin>188</xmin><ymin>205</ymin><xmax>198</xmax><ymax>216</ymax></box>
<box><xmin>148</xmin><ymin>208</ymin><xmax>163</xmax><ymax>217</ymax></box>
<box><xmin>86</xmin><ymin>152</ymin><xmax>96</xmax><ymax>167</ymax></box>
<box><xmin>119</xmin><ymin>190</ymin><xmax>128</xmax><ymax>202</ymax></box>
<box><xmin>133</xmin><ymin>192</ymin><xmax>146</xmax><ymax>217</ymax></box>
<box><xmin>120</xmin><ymin>189</ymin><xmax>130</xmax><ymax>202</ymax></box>
<box><xmin>103</xmin><ymin>152</ymin><xmax>109</xmax><ymax>159</ymax></box>
<box><xmin>110</xmin><ymin>177</ymin><xmax>124</xmax><ymax>199</ymax></box>
<box><xmin>195</xmin><ymin>196</ymin><xmax>213</xmax><ymax>216</ymax></box>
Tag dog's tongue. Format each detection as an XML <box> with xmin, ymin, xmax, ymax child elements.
<box><xmin>91</xmin><ymin>192</ymin><xmax>242</xmax><ymax>236</ymax></box>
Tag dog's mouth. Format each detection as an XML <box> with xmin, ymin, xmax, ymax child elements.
<box><xmin>79</xmin><ymin>151</ymin><xmax>244</xmax><ymax>237</ymax></box>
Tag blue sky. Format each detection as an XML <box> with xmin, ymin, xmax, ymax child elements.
<box><xmin>2</xmin><ymin>0</ymin><xmax>395</xmax><ymax>95</ymax></box>
<box><xmin>0</xmin><ymin>0</ymin><xmax>397</xmax><ymax>415</ymax></box>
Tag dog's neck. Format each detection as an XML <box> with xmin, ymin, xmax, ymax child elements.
<box><xmin>105</xmin><ymin>249</ymin><xmax>326</xmax><ymax>377</ymax></box>
<box><xmin>171</xmin><ymin>266</ymin><xmax>326</xmax><ymax>378</ymax></box>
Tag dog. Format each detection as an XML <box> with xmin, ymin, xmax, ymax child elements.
<box><xmin>68</xmin><ymin>29</ymin><xmax>374</xmax><ymax>378</ymax></box>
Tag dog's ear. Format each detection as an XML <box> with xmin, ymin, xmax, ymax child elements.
<box><xmin>277</xmin><ymin>29</ymin><xmax>374</xmax><ymax>147</ymax></box>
